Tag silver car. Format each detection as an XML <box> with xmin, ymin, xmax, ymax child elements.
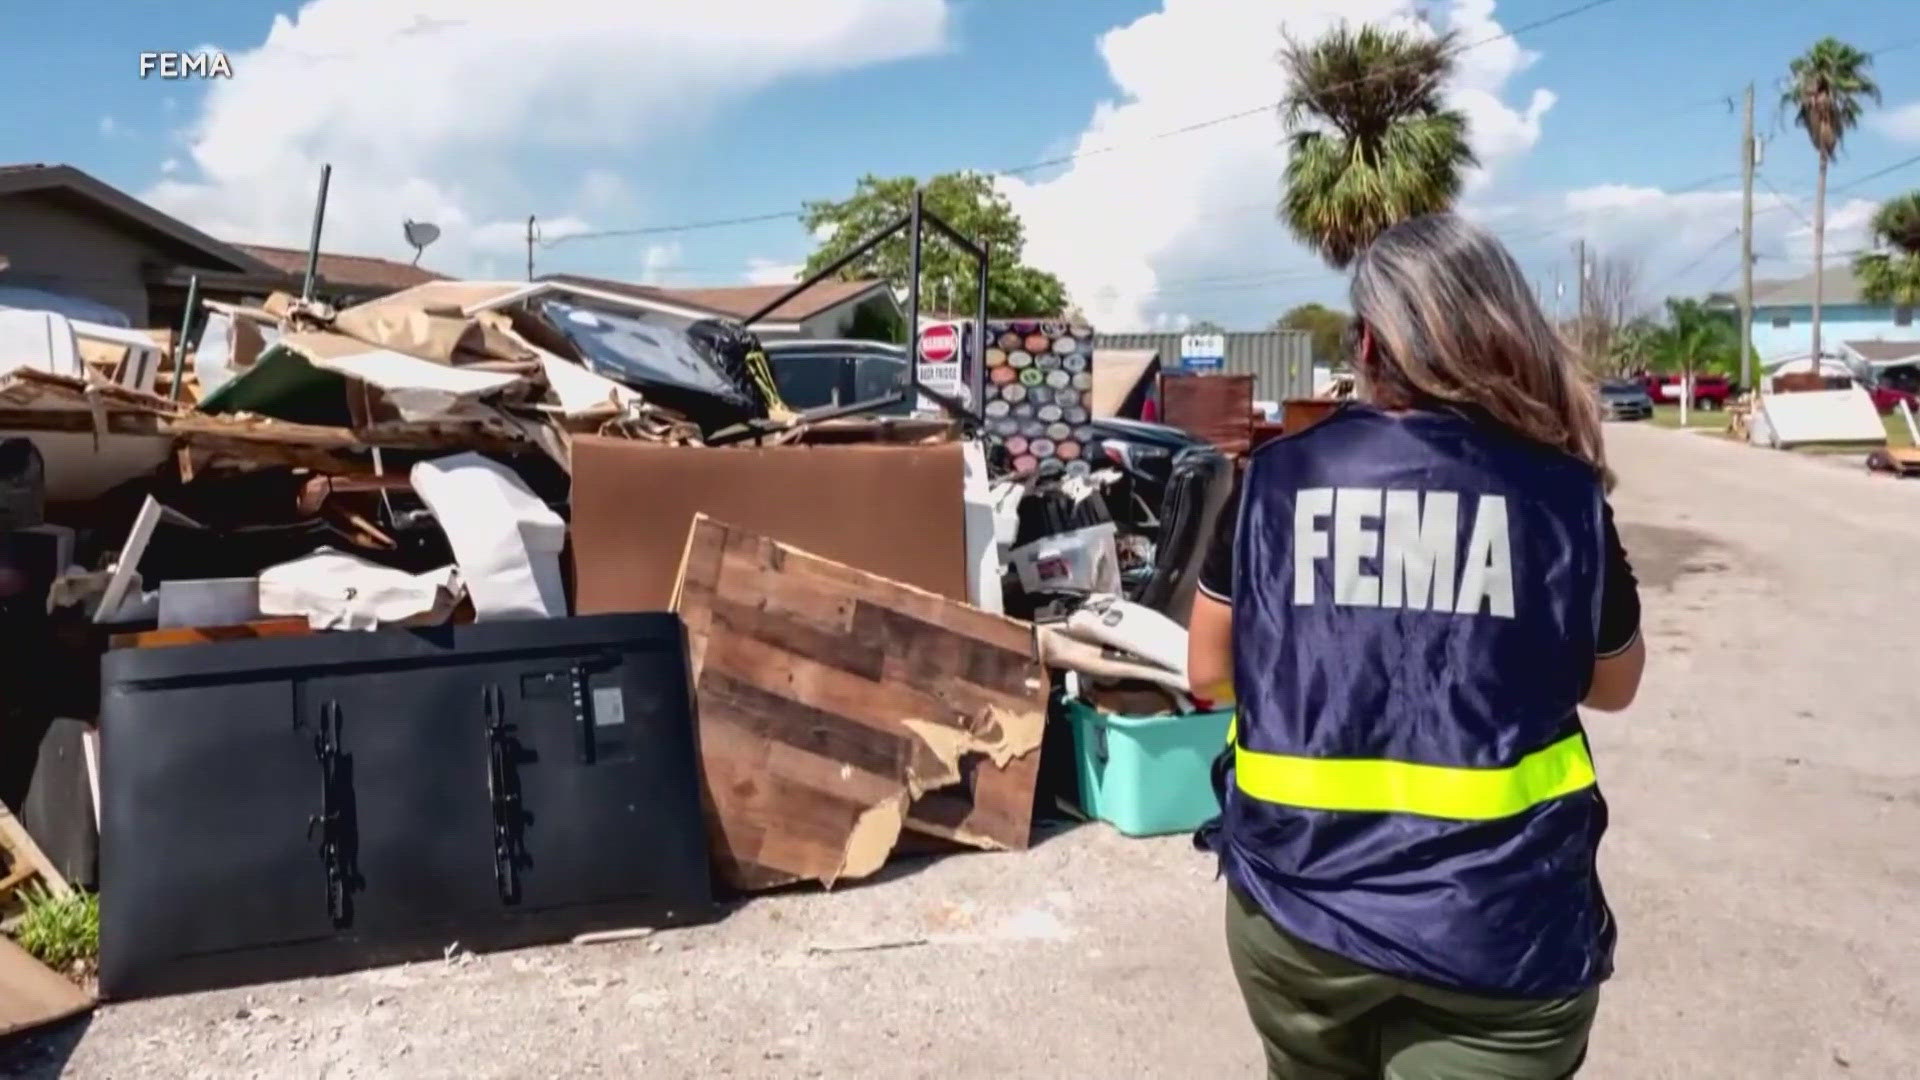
<box><xmin>1598</xmin><ymin>378</ymin><xmax>1654</xmax><ymax>421</ymax></box>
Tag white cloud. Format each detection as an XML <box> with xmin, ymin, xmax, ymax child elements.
<box><xmin>742</xmin><ymin>257</ymin><xmax>802</xmax><ymax>285</ymax></box>
<box><xmin>1872</xmin><ymin>100</ymin><xmax>1920</xmax><ymax>143</ymax></box>
<box><xmin>145</xmin><ymin>0</ymin><xmax>950</xmax><ymax>269</ymax></box>
<box><xmin>1469</xmin><ymin>182</ymin><xmax>1881</xmax><ymax>310</ymax></box>
<box><xmin>160</xmin><ymin>157</ymin><xmax>181</xmax><ymax>175</ymax></box>
<box><xmin>1001</xmin><ymin>0</ymin><xmax>1557</xmax><ymax>331</ymax></box>
<box><xmin>98</xmin><ymin>116</ymin><xmax>121</xmax><ymax>138</ymax></box>
<box><xmin>637</xmin><ymin>242</ymin><xmax>684</xmax><ymax>285</ymax></box>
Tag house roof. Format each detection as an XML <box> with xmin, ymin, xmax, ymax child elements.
<box><xmin>0</xmin><ymin>163</ymin><xmax>278</xmax><ymax>276</ymax></box>
<box><xmin>1843</xmin><ymin>339</ymin><xmax>1920</xmax><ymax>362</ymax></box>
<box><xmin>234</xmin><ymin>243</ymin><xmax>446</xmax><ymax>294</ymax></box>
<box><xmin>541</xmin><ymin>272</ymin><xmax>888</xmax><ymax>324</ymax></box>
<box><xmin>1751</xmin><ymin>264</ymin><xmax>1866</xmax><ymax>306</ymax></box>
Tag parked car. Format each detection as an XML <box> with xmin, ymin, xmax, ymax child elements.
<box><xmin>1641</xmin><ymin>372</ymin><xmax>1733</xmax><ymax>410</ymax></box>
<box><xmin>1598</xmin><ymin>378</ymin><xmax>1654</xmax><ymax>421</ymax></box>
<box><xmin>760</xmin><ymin>338</ymin><xmax>916</xmax><ymax>417</ymax></box>
<box><xmin>1868</xmin><ymin>382</ymin><xmax>1920</xmax><ymax>415</ymax></box>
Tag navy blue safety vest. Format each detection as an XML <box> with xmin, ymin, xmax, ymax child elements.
<box><xmin>1215</xmin><ymin>402</ymin><xmax>1614</xmax><ymax>1000</ymax></box>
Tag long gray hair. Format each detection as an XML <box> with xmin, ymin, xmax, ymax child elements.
<box><xmin>1348</xmin><ymin>213</ymin><xmax>1611</xmax><ymax>488</ymax></box>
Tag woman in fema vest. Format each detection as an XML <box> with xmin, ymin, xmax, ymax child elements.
<box><xmin>1189</xmin><ymin>212</ymin><xmax>1645</xmax><ymax>1079</ymax></box>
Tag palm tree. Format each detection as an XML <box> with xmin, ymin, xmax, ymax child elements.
<box><xmin>1854</xmin><ymin>191</ymin><xmax>1920</xmax><ymax>307</ymax></box>
<box><xmin>1277</xmin><ymin>23</ymin><xmax>1477</xmax><ymax>269</ymax></box>
<box><xmin>1652</xmin><ymin>298</ymin><xmax>1740</xmax><ymax>426</ymax></box>
<box><xmin>1782</xmin><ymin>38</ymin><xmax>1880</xmax><ymax>365</ymax></box>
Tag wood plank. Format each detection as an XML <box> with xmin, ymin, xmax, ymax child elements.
<box><xmin>0</xmin><ymin>936</ymin><xmax>92</xmax><ymax>1039</ymax></box>
<box><xmin>672</xmin><ymin>515</ymin><xmax>1048</xmax><ymax>890</ymax></box>
<box><xmin>108</xmin><ymin>618</ymin><xmax>314</xmax><ymax>650</ymax></box>
<box><xmin>0</xmin><ymin>804</ymin><xmax>70</xmax><ymax>903</ymax></box>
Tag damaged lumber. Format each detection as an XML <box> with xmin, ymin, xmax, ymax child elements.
<box><xmin>1</xmin><ymin>802</ymin><xmax>72</xmax><ymax>915</ymax></box>
<box><xmin>671</xmin><ymin>515</ymin><xmax>1046</xmax><ymax>891</ymax></box>
<box><xmin>0</xmin><ymin>935</ymin><xmax>92</xmax><ymax>1039</ymax></box>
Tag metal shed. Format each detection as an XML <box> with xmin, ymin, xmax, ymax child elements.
<box><xmin>1093</xmin><ymin>330</ymin><xmax>1313</xmax><ymax>399</ymax></box>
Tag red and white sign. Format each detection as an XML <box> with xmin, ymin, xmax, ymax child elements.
<box><xmin>918</xmin><ymin>323</ymin><xmax>960</xmax><ymax>363</ymax></box>
<box><xmin>915</xmin><ymin>322</ymin><xmax>965</xmax><ymax>413</ymax></box>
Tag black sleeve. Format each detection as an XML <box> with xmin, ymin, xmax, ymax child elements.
<box><xmin>1197</xmin><ymin>476</ymin><xmax>1242</xmax><ymax>604</ymax></box>
<box><xmin>1596</xmin><ymin>501</ymin><xmax>1641</xmax><ymax>658</ymax></box>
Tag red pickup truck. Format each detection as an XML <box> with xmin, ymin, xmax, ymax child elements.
<box><xmin>1641</xmin><ymin>373</ymin><xmax>1733</xmax><ymax>410</ymax></box>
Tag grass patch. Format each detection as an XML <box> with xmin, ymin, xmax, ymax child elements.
<box><xmin>12</xmin><ymin>884</ymin><xmax>99</xmax><ymax>971</ymax></box>
<box><xmin>1648</xmin><ymin>405</ymin><xmax>1917</xmax><ymax>449</ymax></box>
<box><xmin>1649</xmin><ymin>404</ymin><xmax>1729</xmax><ymax>431</ymax></box>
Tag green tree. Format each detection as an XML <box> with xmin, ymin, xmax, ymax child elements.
<box><xmin>1854</xmin><ymin>191</ymin><xmax>1920</xmax><ymax>307</ymax></box>
<box><xmin>1783</xmin><ymin>38</ymin><xmax>1881</xmax><ymax>361</ymax></box>
<box><xmin>1273</xmin><ymin>302</ymin><xmax>1350</xmax><ymax>365</ymax></box>
<box><xmin>1606</xmin><ymin>317</ymin><xmax>1661</xmax><ymax>376</ymax></box>
<box><xmin>1277</xmin><ymin>23</ymin><xmax>1477</xmax><ymax>269</ymax></box>
<box><xmin>1650</xmin><ymin>298</ymin><xmax>1741</xmax><ymax>421</ymax></box>
<box><xmin>799</xmin><ymin>172</ymin><xmax>1069</xmax><ymax>320</ymax></box>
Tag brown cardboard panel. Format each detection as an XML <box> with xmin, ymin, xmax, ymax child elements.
<box><xmin>570</xmin><ymin>437</ymin><xmax>969</xmax><ymax>614</ymax></box>
<box><xmin>0</xmin><ymin>936</ymin><xmax>92</xmax><ymax>1038</ymax></box>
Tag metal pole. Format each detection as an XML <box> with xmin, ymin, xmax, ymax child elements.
<box><xmin>301</xmin><ymin>163</ymin><xmax>332</xmax><ymax>302</ymax></box>
<box><xmin>905</xmin><ymin>188</ymin><xmax>923</xmax><ymax>405</ymax></box>
<box><xmin>172</xmin><ymin>274</ymin><xmax>199</xmax><ymax>403</ymax></box>
<box><xmin>973</xmin><ymin>240</ymin><xmax>990</xmax><ymax>419</ymax></box>
<box><xmin>1575</xmin><ymin>238</ymin><xmax>1588</xmax><ymax>363</ymax></box>
<box><xmin>526</xmin><ymin>215</ymin><xmax>537</xmax><ymax>281</ymax></box>
<box><xmin>1739</xmin><ymin>82</ymin><xmax>1756</xmax><ymax>401</ymax></box>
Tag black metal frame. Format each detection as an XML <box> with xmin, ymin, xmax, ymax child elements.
<box><xmin>711</xmin><ymin>188</ymin><xmax>990</xmax><ymax>445</ymax></box>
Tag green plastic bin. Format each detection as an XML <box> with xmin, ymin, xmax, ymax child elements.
<box><xmin>1065</xmin><ymin>699</ymin><xmax>1232</xmax><ymax>837</ymax></box>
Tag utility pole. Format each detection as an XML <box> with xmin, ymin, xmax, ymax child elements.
<box><xmin>525</xmin><ymin>215</ymin><xmax>537</xmax><ymax>281</ymax></box>
<box><xmin>1575</xmin><ymin>238</ymin><xmax>1589</xmax><ymax>361</ymax></box>
<box><xmin>1739</xmin><ymin>82</ymin><xmax>1756</xmax><ymax>404</ymax></box>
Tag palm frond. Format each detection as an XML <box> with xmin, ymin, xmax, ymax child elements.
<box><xmin>1275</xmin><ymin>21</ymin><xmax>1475</xmax><ymax>268</ymax></box>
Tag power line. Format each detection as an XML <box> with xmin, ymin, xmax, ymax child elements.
<box><xmin>542</xmin><ymin>0</ymin><xmax>1628</xmax><ymax>247</ymax></box>
<box><xmin>1755</xmin><ymin>173</ymin><xmax>1812</xmax><ymax>227</ymax></box>
<box><xmin>1831</xmin><ymin>151</ymin><xmax>1920</xmax><ymax>195</ymax></box>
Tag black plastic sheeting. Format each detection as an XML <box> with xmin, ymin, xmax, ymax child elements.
<box><xmin>531</xmin><ymin>299</ymin><xmax>773</xmax><ymax>434</ymax></box>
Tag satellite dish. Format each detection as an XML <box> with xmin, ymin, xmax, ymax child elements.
<box><xmin>402</xmin><ymin>220</ymin><xmax>441</xmax><ymax>266</ymax></box>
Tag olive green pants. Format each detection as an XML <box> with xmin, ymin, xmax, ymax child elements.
<box><xmin>1225</xmin><ymin>886</ymin><xmax>1599</xmax><ymax>1080</ymax></box>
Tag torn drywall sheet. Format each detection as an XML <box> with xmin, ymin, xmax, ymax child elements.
<box><xmin>410</xmin><ymin>452</ymin><xmax>567</xmax><ymax>621</ymax></box>
<box><xmin>538</xmin><ymin>350</ymin><xmax>642</xmax><ymax>417</ymax></box>
<box><xmin>331</xmin><ymin>295</ymin><xmax>534</xmax><ymax>366</ymax></box>
<box><xmin>672</xmin><ymin>515</ymin><xmax>1047</xmax><ymax>890</ymax></box>
<box><xmin>258</xmin><ymin>548</ymin><xmax>460</xmax><ymax>631</ymax></box>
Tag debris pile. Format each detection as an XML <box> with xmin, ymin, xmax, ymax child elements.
<box><xmin>0</xmin><ymin>279</ymin><xmax>1286</xmax><ymax>1015</ymax></box>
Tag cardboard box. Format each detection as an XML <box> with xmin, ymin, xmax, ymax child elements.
<box><xmin>569</xmin><ymin>437</ymin><xmax>969</xmax><ymax>614</ymax></box>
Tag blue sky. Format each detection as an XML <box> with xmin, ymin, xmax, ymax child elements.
<box><xmin>3</xmin><ymin>0</ymin><xmax>1918</xmax><ymax>330</ymax></box>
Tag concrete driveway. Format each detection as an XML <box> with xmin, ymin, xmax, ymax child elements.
<box><xmin>8</xmin><ymin>421</ymin><xmax>1918</xmax><ymax>1079</ymax></box>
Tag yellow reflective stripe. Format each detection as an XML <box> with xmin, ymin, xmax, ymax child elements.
<box><xmin>1225</xmin><ymin>712</ymin><xmax>1237</xmax><ymax>745</ymax></box>
<box><xmin>1234</xmin><ymin>732</ymin><xmax>1595</xmax><ymax>821</ymax></box>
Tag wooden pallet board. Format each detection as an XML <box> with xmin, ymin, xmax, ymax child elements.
<box><xmin>672</xmin><ymin>515</ymin><xmax>1047</xmax><ymax>890</ymax></box>
<box><xmin>0</xmin><ymin>803</ymin><xmax>71</xmax><ymax>913</ymax></box>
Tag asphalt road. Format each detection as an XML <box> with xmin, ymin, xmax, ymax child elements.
<box><xmin>9</xmin><ymin>421</ymin><xmax>1918</xmax><ymax>1079</ymax></box>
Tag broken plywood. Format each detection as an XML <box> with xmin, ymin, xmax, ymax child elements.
<box><xmin>0</xmin><ymin>936</ymin><xmax>92</xmax><ymax>1039</ymax></box>
<box><xmin>671</xmin><ymin>515</ymin><xmax>1046</xmax><ymax>890</ymax></box>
